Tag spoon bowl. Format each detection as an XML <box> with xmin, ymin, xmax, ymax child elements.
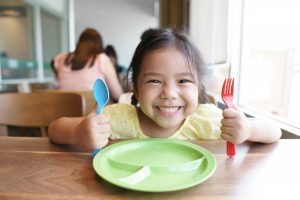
<box><xmin>93</xmin><ymin>79</ymin><xmax>109</xmax><ymax>114</ymax></box>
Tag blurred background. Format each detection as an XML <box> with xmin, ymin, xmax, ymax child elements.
<box><xmin>0</xmin><ymin>0</ymin><xmax>228</xmax><ymax>85</ymax></box>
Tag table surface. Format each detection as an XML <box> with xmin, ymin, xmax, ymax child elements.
<box><xmin>0</xmin><ymin>137</ymin><xmax>299</xmax><ymax>200</ymax></box>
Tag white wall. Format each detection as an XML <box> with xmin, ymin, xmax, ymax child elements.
<box><xmin>190</xmin><ymin>0</ymin><xmax>228</xmax><ymax>65</ymax></box>
<box><xmin>74</xmin><ymin>0</ymin><xmax>159</xmax><ymax>67</ymax></box>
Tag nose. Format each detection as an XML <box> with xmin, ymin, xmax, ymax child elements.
<box><xmin>159</xmin><ymin>82</ymin><xmax>178</xmax><ymax>100</ymax></box>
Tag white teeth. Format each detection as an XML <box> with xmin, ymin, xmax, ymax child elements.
<box><xmin>158</xmin><ymin>107</ymin><xmax>179</xmax><ymax>113</ymax></box>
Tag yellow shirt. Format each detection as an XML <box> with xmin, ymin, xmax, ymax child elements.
<box><xmin>103</xmin><ymin>103</ymin><xmax>222</xmax><ymax>140</ymax></box>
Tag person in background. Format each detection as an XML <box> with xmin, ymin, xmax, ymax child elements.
<box><xmin>51</xmin><ymin>28</ymin><xmax>123</xmax><ymax>102</ymax></box>
<box><xmin>48</xmin><ymin>28</ymin><xmax>281</xmax><ymax>151</ymax></box>
<box><xmin>104</xmin><ymin>45</ymin><xmax>129</xmax><ymax>91</ymax></box>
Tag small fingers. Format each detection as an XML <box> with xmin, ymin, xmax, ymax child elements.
<box><xmin>95</xmin><ymin>138</ymin><xmax>109</xmax><ymax>149</ymax></box>
<box><xmin>95</xmin><ymin>123</ymin><xmax>111</xmax><ymax>134</ymax></box>
<box><xmin>222</xmin><ymin>108</ymin><xmax>242</xmax><ymax>118</ymax></box>
<box><xmin>221</xmin><ymin>132</ymin><xmax>234</xmax><ymax>143</ymax></box>
<box><xmin>220</xmin><ymin>126</ymin><xmax>242</xmax><ymax>144</ymax></box>
<box><xmin>220</xmin><ymin>125</ymin><xmax>234</xmax><ymax>134</ymax></box>
<box><xmin>221</xmin><ymin>118</ymin><xmax>237</xmax><ymax>127</ymax></box>
<box><xmin>88</xmin><ymin>133</ymin><xmax>110</xmax><ymax>150</ymax></box>
<box><xmin>86</xmin><ymin>114</ymin><xmax>110</xmax><ymax>126</ymax></box>
<box><xmin>96</xmin><ymin>114</ymin><xmax>110</xmax><ymax>124</ymax></box>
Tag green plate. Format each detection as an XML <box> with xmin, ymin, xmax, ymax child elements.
<box><xmin>93</xmin><ymin>138</ymin><xmax>216</xmax><ymax>192</ymax></box>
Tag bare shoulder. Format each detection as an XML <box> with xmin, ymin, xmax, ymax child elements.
<box><xmin>98</xmin><ymin>53</ymin><xmax>110</xmax><ymax>62</ymax></box>
<box><xmin>53</xmin><ymin>52</ymin><xmax>69</xmax><ymax>68</ymax></box>
<box><xmin>54</xmin><ymin>52</ymin><xmax>69</xmax><ymax>60</ymax></box>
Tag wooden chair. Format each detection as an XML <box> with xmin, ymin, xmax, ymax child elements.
<box><xmin>68</xmin><ymin>90</ymin><xmax>96</xmax><ymax>115</ymax></box>
<box><xmin>207</xmin><ymin>94</ymin><xmax>217</xmax><ymax>105</ymax></box>
<box><xmin>17</xmin><ymin>82</ymin><xmax>57</xmax><ymax>93</ymax></box>
<box><xmin>32</xmin><ymin>90</ymin><xmax>96</xmax><ymax>116</ymax></box>
<box><xmin>23</xmin><ymin>82</ymin><xmax>114</xmax><ymax>115</ymax></box>
<box><xmin>0</xmin><ymin>92</ymin><xmax>85</xmax><ymax>136</ymax></box>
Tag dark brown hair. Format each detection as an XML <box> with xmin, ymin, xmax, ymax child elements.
<box><xmin>65</xmin><ymin>28</ymin><xmax>103</xmax><ymax>70</ymax></box>
<box><xmin>128</xmin><ymin>28</ymin><xmax>208</xmax><ymax>105</ymax></box>
<box><xmin>105</xmin><ymin>45</ymin><xmax>117</xmax><ymax>60</ymax></box>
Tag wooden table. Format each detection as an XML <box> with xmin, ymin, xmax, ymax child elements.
<box><xmin>0</xmin><ymin>137</ymin><xmax>299</xmax><ymax>200</ymax></box>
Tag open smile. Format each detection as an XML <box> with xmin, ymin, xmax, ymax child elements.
<box><xmin>154</xmin><ymin>106</ymin><xmax>182</xmax><ymax>116</ymax></box>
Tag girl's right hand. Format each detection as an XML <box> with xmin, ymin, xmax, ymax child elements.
<box><xmin>74</xmin><ymin>112</ymin><xmax>111</xmax><ymax>151</ymax></box>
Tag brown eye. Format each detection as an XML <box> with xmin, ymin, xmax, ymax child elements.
<box><xmin>147</xmin><ymin>80</ymin><xmax>161</xmax><ymax>84</ymax></box>
<box><xmin>179</xmin><ymin>79</ymin><xmax>190</xmax><ymax>83</ymax></box>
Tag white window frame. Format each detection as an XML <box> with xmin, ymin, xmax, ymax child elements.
<box><xmin>229</xmin><ymin>0</ymin><xmax>300</xmax><ymax>136</ymax></box>
<box><xmin>0</xmin><ymin>0</ymin><xmax>68</xmax><ymax>87</ymax></box>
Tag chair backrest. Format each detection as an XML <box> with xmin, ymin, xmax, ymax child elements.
<box><xmin>78</xmin><ymin>90</ymin><xmax>96</xmax><ymax>115</ymax></box>
<box><xmin>206</xmin><ymin>94</ymin><xmax>217</xmax><ymax>105</ymax></box>
<box><xmin>32</xmin><ymin>90</ymin><xmax>96</xmax><ymax>115</ymax></box>
<box><xmin>17</xmin><ymin>82</ymin><xmax>57</xmax><ymax>93</ymax></box>
<box><xmin>0</xmin><ymin>92</ymin><xmax>84</xmax><ymax>129</ymax></box>
<box><xmin>23</xmin><ymin>82</ymin><xmax>108</xmax><ymax>115</ymax></box>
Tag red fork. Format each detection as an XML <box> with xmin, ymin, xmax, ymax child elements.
<box><xmin>221</xmin><ymin>78</ymin><xmax>236</xmax><ymax>157</ymax></box>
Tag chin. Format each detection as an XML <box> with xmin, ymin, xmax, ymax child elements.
<box><xmin>156</xmin><ymin>120</ymin><xmax>183</xmax><ymax>129</ymax></box>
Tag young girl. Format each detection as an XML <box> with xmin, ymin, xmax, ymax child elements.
<box><xmin>48</xmin><ymin>29</ymin><xmax>282</xmax><ymax>151</ymax></box>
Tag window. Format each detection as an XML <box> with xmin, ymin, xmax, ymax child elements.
<box><xmin>0</xmin><ymin>0</ymin><xmax>68</xmax><ymax>89</ymax></box>
<box><xmin>0</xmin><ymin>1</ymin><xmax>36</xmax><ymax>80</ymax></box>
<box><xmin>41</xmin><ymin>9</ymin><xmax>64</xmax><ymax>77</ymax></box>
<box><xmin>230</xmin><ymin>0</ymin><xmax>300</xmax><ymax>134</ymax></box>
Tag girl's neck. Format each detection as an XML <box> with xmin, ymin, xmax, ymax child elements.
<box><xmin>136</xmin><ymin>108</ymin><xmax>183</xmax><ymax>138</ymax></box>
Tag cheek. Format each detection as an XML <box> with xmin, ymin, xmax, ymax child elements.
<box><xmin>139</xmin><ymin>91</ymin><xmax>154</xmax><ymax>103</ymax></box>
<box><xmin>135</xmin><ymin>87</ymin><xmax>152</xmax><ymax>103</ymax></box>
<box><xmin>186</xmin><ymin>87</ymin><xmax>199</xmax><ymax>98</ymax></box>
<box><xmin>186</xmin><ymin>88</ymin><xmax>199</xmax><ymax>106</ymax></box>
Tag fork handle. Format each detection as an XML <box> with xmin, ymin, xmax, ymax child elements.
<box><xmin>227</xmin><ymin>142</ymin><xmax>236</xmax><ymax>157</ymax></box>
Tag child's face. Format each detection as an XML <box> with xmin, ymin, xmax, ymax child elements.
<box><xmin>135</xmin><ymin>47</ymin><xmax>199</xmax><ymax>130</ymax></box>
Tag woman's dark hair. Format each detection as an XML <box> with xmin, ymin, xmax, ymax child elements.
<box><xmin>65</xmin><ymin>28</ymin><xmax>103</xmax><ymax>70</ymax></box>
<box><xmin>105</xmin><ymin>45</ymin><xmax>118</xmax><ymax>61</ymax></box>
<box><xmin>128</xmin><ymin>28</ymin><xmax>208</xmax><ymax>105</ymax></box>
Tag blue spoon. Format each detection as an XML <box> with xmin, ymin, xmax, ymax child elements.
<box><xmin>92</xmin><ymin>78</ymin><xmax>109</xmax><ymax>157</ymax></box>
<box><xmin>93</xmin><ymin>78</ymin><xmax>109</xmax><ymax>114</ymax></box>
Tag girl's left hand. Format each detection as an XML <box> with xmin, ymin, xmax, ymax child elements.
<box><xmin>220</xmin><ymin>108</ymin><xmax>252</xmax><ymax>144</ymax></box>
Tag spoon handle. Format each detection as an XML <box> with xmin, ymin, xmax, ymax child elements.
<box><xmin>96</xmin><ymin>105</ymin><xmax>103</xmax><ymax>115</ymax></box>
<box><xmin>92</xmin><ymin>149</ymin><xmax>101</xmax><ymax>158</ymax></box>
